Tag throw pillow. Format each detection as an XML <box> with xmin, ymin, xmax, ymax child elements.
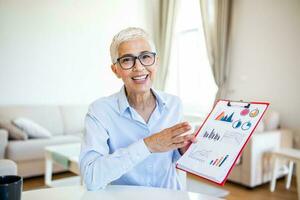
<box><xmin>0</xmin><ymin>119</ymin><xmax>28</xmax><ymax>140</ymax></box>
<box><xmin>12</xmin><ymin>118</ymin><xmax>52</xmax><ymax>139</ymax></box>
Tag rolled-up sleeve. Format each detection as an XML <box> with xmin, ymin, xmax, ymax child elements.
<box><xmin>79</xmin><ymin>111</ymin><xmax>151</xmax><ymax>191</ymax></box>
<box><xmin>172</xmin><ymin>149</ymin><xmax>182</xmax><ymax>163</ymax></box>
<box><xmin>173</xmin><ymin>97</ymin><xmax>184</xmax><ymax>163</ymax></box>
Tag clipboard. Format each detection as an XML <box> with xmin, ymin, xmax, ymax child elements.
<box><xmin>176</xmin><ymin>99</ymin><xmax>269</xmax><ymax>185</ymax></box>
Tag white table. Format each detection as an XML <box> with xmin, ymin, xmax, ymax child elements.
<box><xmin>270</xmin><ymin>148</ymin><xmax>300</xmax><ymax>200</ymax></box>
<box><xmin>44</xmin><ymin>143</ymin><xmax>81</xmax><ymax>187</ymax></box>
<box><xmin>22</xmin><ymin>185</ymin><xmax>224</xmax><ymax>200</ymax></box>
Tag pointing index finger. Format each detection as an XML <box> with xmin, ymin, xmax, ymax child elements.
<box><xmin>169</xmin><ymin>122</ymin><xmax>189</xmax><ymax>132</ymax></box>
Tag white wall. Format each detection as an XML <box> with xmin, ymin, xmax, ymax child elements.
<box><xmin>227</xmin><ymin>0</ymin><xmax>300</xmax><ymax>129</ymax></box>
<box><xmin>0</xmin><ymin>0</ymin><xmax>155</xmax><ymax>105</ymax></box>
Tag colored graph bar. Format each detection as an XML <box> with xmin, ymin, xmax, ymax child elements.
<box><xmin>215</xmin><ymin>112</ymin><xmax>224</xmax><ymax>120</ymax></box>
<box><xmin>204</xmin><ymin>131</ymin><xmax>209</xmax><ymax>137</ymax></box>
<box><xmin>215</xmin><ymin>156</ymin><xmax>223</xmax><ymax>166</ymax></box>
<box><xmin>218</xmin><ymin>155</ymin><xmax>229</xmax><ymax>167</ymax></box>
<box><xmin>212</xmin><ymin>159</ymin><xmax>219</xmax><ymax>165</ymax></box>
<box><xmin>203</xmin><ymin>129</ymin><xmax>220</xmax><ymax>141</ymax></box>
<box><xmin>208</xmin><ymin>131</ymin><xmax>215</xmax><ymax>139</ymax></box>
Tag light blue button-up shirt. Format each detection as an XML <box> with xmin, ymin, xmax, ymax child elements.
<box><xmin>79</xmin><ymin>86</ymin><xmax>183</xmax><ymax>191</ymax></box>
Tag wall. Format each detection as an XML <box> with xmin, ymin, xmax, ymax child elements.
<box><xmin>227</xmin><ymin>0</ymin><xmax>300</xmax><ymax>129</ymax></box>
<box><xmin>0</xmin><ymin>0</ymin><xmax>155</xmax><ymax>105</ymax></box>
<box><xmin>1</xmin><ymin>0</ymin><xmax>299</xmax><ymax>130</ymax></box>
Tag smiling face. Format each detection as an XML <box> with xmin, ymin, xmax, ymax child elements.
<box><xmin>111</xmin><ymin>38</ymin><xmax>158</xmax><ymax>95</ymax></box>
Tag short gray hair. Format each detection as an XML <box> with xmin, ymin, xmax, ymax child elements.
<box><xmin>110</xmin><ymin>27</ymin><xmax>156</xmax><ymax>64</ymax></box>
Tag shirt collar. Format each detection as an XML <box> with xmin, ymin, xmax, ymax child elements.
<box><xmin>117</xmin><ymin>86</ymin><xmax>130</xmax><ymax>115</ymax></box>
<box><xmin>151</xmin><ymin>87</ymin><xmax>167</xmax><ymax>113</ymax></box>
<box><xmin>117</xmin><ymin>86</ymin><xmax>167</xmax><ymax>115</ymax></box>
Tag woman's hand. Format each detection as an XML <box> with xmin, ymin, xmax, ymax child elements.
<box><xmin>178</xmin><ymin>133</ymin><xmax>197</xmax><ymax>155</ymax></box>
<box><xmin>144</xmin><ymin>122</ymin><xmax>194</xmax><ymax>153</ymax></box>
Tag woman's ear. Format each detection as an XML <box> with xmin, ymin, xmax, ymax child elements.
<box><xmin>155</xmin><ymin>56</ymin><xmax>160</xmax><ymax>68</ymax></box>
<box><xmin>111</xmin><ymin>64</ymin><xmax>121</xmax><ymax>79</ymax></box>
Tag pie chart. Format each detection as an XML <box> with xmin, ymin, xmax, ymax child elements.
<box><xmin>232</xmin><ymin>120</ymin><xmax>242</xmax><ymax>129</ymax></box>
<box><xmin>241</xmin><ymin>121</ymin><xmax>252</xmax><ymax>130</ymax></box>
<box><xmin>240</xmin><ymin>108</ymin><xmax>250</xmax><ymax>116</ymax></box>
<box><xmin>249</xmin><ymin>109</ymin><xmax>259</xmax><ymax>117</ymax></box>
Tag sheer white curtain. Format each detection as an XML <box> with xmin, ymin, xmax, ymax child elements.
<box><xmin>153</xmin><ymin>0</ymin><xmax>180</xmax><ymax>91</ymax></box>
<box><xmin>164</xmin><ymin>0</ymin><xmax>217</xmax><ymax>116</ymax></box>
<box><xmin>199</xmin><ymin>0</ymin><xmax>232</xmax><ymax>99</ymax></box>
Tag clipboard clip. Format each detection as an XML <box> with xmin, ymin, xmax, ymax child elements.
<box><xmin>227</xmin><ymin>100</ymin><xmax>250</xmax><ymax>108</ymax></box>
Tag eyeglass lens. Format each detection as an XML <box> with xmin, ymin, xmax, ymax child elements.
<box><xmin>118</xmin><ymin>52</ymin><xmax>155</xmax><ymax>69</ymax></box>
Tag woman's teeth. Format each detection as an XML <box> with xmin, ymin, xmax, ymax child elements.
<box><xmin>132</xmin><ymin>75</ymin><xmax>148</xmax><ymax>80</ymax></box>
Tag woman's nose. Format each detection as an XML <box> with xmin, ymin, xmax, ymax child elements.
<box><xmin>132</xmin><ymin>59</ymin><xmax>145</xmax><ymax>71</ymax></box>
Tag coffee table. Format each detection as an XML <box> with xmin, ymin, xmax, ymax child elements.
<box><xmin>22</xmin><ymin>185</ymin><xmax>224</xmax><ymax>200</ymax></box>
<box><xmin>44</xmin><ymin>143</ymin><xmax>81</xmax><ymax>187</ymax></box>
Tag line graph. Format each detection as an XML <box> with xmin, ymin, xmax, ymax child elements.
<box><xmin>221</xmin><ymin>131</ymin><xmax>245</xmax><ymax>146</ymax></box>
<box><xmin>188</xmin><ymin>146</ymin><xmax>212</xmax><ymax>162</ymax></box>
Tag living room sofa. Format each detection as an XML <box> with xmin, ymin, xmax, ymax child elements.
<box><xmin>0</xmin><ymin>105</ymin><xmax>88</xmax><ymax>178</ymax></box>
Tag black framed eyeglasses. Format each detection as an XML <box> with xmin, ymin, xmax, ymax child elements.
<box><xmin>115</xmin><ymin>52</ymin><xmax>156</xmax><ymax>70</ymax></box>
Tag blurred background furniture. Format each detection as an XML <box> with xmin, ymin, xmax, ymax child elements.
<box><xmin>0</xmin><ymin>129</ymin><xmax>17</xmax><ymax>176</ymax></box>
<box><xmin>269</xmin><ymin>148</ymin><xmax>300</xmax><ymax>197</ymax></box>
<box><xmin>44</xmin><ymin>143</ymin><xmax>81</xmax><ymax>187</ymax></box>
<box><xmin>228</xmin><ymin>111</ymin><xmax>294</xmax><ymax>187</ymax></box>
<box><xmin>0</xmin><ymin>106</ymin><xmax>87</xmax><ymax>178</ymax></box>
<box><xmin>0</xmin><ymin>159</ymin><xmax>17</xmax><ymax>176</ymax></box>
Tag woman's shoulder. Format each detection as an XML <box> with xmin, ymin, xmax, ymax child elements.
<box><xmin>88</xmin><ymin>92</ymin><xmax>119</xmax><ymax>114</ymax></box>
<box><xmin>153</xmin><ymin>89</ymin><xmax>182</xmax><ymax>106</ymax></box>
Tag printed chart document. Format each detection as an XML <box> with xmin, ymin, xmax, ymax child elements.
<box><xmin>176</xmin><ymin>100</ymin><xmax>269</xmax><ymax>185</ymax></box>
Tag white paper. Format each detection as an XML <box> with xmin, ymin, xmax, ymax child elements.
<box><xmin>176</xmin><ymin>100</ymin><xmax>268</xmax><ymax>184</ymax></box>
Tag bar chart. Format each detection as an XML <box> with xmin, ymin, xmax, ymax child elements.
<box><xmin>209</xmin><ymin>155</ymin><xmax>229</xmax><ymax>167</ymax></box>
<box><xmin>202</xmin><ymin>128</ymin><xmax>221</xmax><ymax>141</ymax></box>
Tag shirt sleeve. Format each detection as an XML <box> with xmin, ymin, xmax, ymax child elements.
<box><xmin>173</xmin><ymin>96</ymin><xmax>184</xmax><ymax>163</ymax></box>
<box><xmin>172</xmin><ymin>149</ymin><xmax>182</xmax><ymax>163</ymax></box>
<box><xmin>79</xmin><ymin>111</ymin><xmax>151</xmax><ymax>191</ymax></box>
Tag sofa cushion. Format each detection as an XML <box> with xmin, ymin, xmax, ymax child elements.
<box><xmin>0</xmin><ymin>106</ymin><xmax>64</xmax><ymax>136</ymax></box>
<box><xmin>60</xmin><ymin>105</ymin><xmax>88</xmax><ymax>135</ymax></box>
<box><xmin>0</xmin><ymin>120</ymin><xmax>28</xmax><ymax>140</ymax></box>
<box><xmin>0</xmin><ymin>159</ymin><xmax>17</xmax><ymax>176</ymax></box>
<box><xmin>12</xmin><ymin>118</ymin><xmax>52</xmax><ymax>139</ymax></box>
<box><xmin>6</xmin><ymin>135</ymin><xmax>81</xmax><ymax>162</ymax></box>
<box><xmin>0</xmin><ymin>129</ymin><xmax>8</xmax><ymax>159</ymax></box>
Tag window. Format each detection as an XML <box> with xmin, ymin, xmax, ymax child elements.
<box><xmin>165</xmin><ymin>0</ymin><xmax>217</xmax><ymax>117</ymax></box>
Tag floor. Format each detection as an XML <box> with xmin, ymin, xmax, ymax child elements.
<box><xmin>189</xmin><ymin>173</ymin><xmax>298</xmax><ymax>200</ymax></box>
<box><xmin>23</xmin><ymin>172</ymin><xmax>298</xmax><ymax>200</ymax></box>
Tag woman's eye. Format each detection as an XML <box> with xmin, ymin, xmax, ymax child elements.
<box><xmin>141</xmin><ymin>54</ymin><xmax>151</xmax><ymax>59</ymax></box>
<box><xmin>121</xmin><ymin>57</ymin><xmax>133</xmax><ymax>63</ymax></box>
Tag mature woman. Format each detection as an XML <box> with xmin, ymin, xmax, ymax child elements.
<box><xmin>80</xmin><ymin>27</ymin><xmax>196</xmax><ymax>191</ymax></box>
